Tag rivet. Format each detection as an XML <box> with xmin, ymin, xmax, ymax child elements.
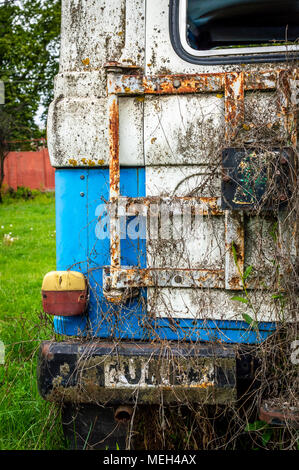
<box><xmin>173</xmin><ymin>79</ymin><xmax>181</xmax><ymax>89</ymax></box>
<box><xmin>174</xmin><ymin>275</ymin><xmax>182</xmax><ymax>284</ymax></box>
<box><xmin>80</xmin><ymin>192</ymin><xmax>85</xmax><ymax>197</ymax></box>
<box><xmin>80</xmin><ymin>175</ymin><xmax>85</xmax><ymax>180</ymax></box>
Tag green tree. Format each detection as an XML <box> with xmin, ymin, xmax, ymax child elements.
<box><xmin>0</xmin><ymin>0</ymin><xmax>61</xmax><ymax>201</ymax></box>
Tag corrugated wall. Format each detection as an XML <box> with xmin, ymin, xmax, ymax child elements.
<box><xmin>3</xmin><ymin>148</ymin><xmax>55</xmax><ymax>191</ymax></box>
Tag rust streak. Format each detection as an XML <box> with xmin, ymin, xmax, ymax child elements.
<box><xmin>115</xmin><ymin>196</ymin><xmax>223</xmax><ymax>217</ymax></box>
<box><xmin>108</xmin><ymin>96</ymin><xmax>120</xmax><ymax>199</ymax></box>
<box><xmin>277</xmin><ymin>70</ymin><xmax>297</xmax><ymax>149</ymax></box>
<box><xmin>108</xmin><ymin>94</ymin><xmax>121</xmax><ymax>268</ymax></box>
<box><xmin>225</xmin><ymin>72</ymin><xmax>245</xmax><ymax>142</ymax></box>
<box><xmin>107</xmin><ymin>70</ymin><xmax>299</xmax><ymax>96</ymax></box>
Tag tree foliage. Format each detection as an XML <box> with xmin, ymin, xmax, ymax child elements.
<box><xmin>0</xmin><ymin>0</ymin><xmax>61</xmax><ymax>200</ymax></box>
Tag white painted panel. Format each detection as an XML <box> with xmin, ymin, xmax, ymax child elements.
<box><xmin>145</xmin><ymin>0</ymin><xmax>208</xmax><ymax>75</ymax></box>
<box><xmin>48</xmin><ymin>0</ymin><xmax>146</xmax><ymax>167</ymax></box>
<box><xmin>119</xmin><ymin>97</ymin><xmax>145</xmax><ymax>166</ymax></box>
<box><xmin>147</xmin><ymin>216</ymin><xmax>224</xmax><ymax>270</ymax></box>
<box><xmin>48</xmin><ymin>96</ymin><xmax>145</xmax><ymax>167</ymax></box>
<box><xmin>60</xmin><ymin>0</ymin><xmax>126</xmax><ymax>72</ymax></box>
<box><xmin>144</xmin><ymin>94</ymin><xmax>224</xmax><ymax>166</ymax></box>
<box><xmin>146</xmin><ymin>165</ymin><xmax>224</xmax><ymax>271</ymax></box>
<box><xmin>148</xmin><ymin>288</ymin><xmax>288</xmax><ymax>323</ymax></box>
<box><xmin>119</xmin><ymin>0</ymin><xmax>146</xmax><ymax>66</ymax></box>
<box><xmin>48</xmin><ymin>97</ymin><xmax>108</xmax><ymax>167</ymax></box>
<box><xmin>146</xmin><ymin>166</ymin><xmax>221</xmax><ymax>197</ymax></box>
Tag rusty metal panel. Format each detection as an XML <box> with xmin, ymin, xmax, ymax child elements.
<box><xmin>225</xmin><ymin>72</ymin><xmax>244</xmax><ymax>142</ymax></box>
<box><xmin>116</xmin><ymin>196</ymin><xmax>223</xmax><ymax>216</ymax></box>
<box><xmin>107</xmin><ymin>70</ymin><xmax>288</xmax><ymax>96</ymax></box>
<box><xmin>107</xmin><ymin>70</ymin><xmax>286</xmax><ymax>96</ymax></box>
<box><xmin>277</xmin><ymin>69</ymin><xmax>298</xmax><ymax>149</ymax></box>
<box><xmin>108</xmin><ymin>93</ymin><xmax>120</xmax><ymax>201</ymax></box>
<box><xmin>107</xmin><ymin>92</ymin><xmax>121</xmax><ymax>268</ymax></box>
<box><xmin>103</xmin><ymin>69</ymin><xmax>297</xmax><ymax>312</ymax></box>
<box><xmin>104</xmin><ymin>267</ymin><xmax>225</xmax><ymax>289</ymax></box>
<box><xmin>108</xmin><ymin>73</ymin><xmax>224</xmax><ymax>95</ymax></box>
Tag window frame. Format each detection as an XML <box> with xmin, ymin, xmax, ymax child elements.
<box><xmin>169</xmin><ymin>0</ymin><xmax>299</xmax><ymax>65</ymax></box>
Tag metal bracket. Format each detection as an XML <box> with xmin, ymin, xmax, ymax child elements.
<box><xmin>104</xmin><ymin>68</ymin><xmax>297</xmax><ymax>302</ymax></box>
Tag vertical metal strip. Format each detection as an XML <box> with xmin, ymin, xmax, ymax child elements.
<box><xmin>277</xmin><ymin>70</ymin><xmax>298</xmax><ymax>263</ymax></box>
<box><xmin>224</xmin><ymin>72</ymin><xmax>245</xmax><ymax>290</ymax></box>
<box><xmin>277</xmin><ymin>69</ymin><xmax>297</xmax><ymax>149</ymax></box>
<box><xmin>108</xmin><ymin>92</ymin><xmax>121</xmax><ymax>271</ymax></box>
<box><xmin>225</xmin><ymin>211</ymin><xmax>245</xmax><ymax>291</ymax></box>
<box><xmin>224</xmin><ymin>72</ymin><xmax>245</xmax><ymax>143</ymax></box>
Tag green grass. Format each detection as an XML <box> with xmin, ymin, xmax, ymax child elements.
<box><xmin>0</xmin><ymin>192</ymin><xmax>66</xmax><ymax>450</ymax></box>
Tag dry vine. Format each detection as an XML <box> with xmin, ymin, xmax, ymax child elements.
<box><xmin>46</xmin><ymin>57</ymin><xmax>299</xmax><ymax>451</ymax></box>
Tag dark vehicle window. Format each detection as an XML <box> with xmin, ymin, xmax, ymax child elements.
<box><xmin>187</xmin><ymin>0</ymin><xmax>299</xmax><ymax>51</ymax></box>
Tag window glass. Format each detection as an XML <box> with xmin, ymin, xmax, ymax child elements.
<box><xmin>187</xmin><ymin>0</ymin><xmax>299</xmax><ymax>51</ymax></box>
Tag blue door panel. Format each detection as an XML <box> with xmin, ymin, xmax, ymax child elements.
<box><xmin>54</xmin><ymin>170</ymin><xmax>89</xmax><ymax>335</ymax></box>
<box><xmin>54</xmin><ymin>168</ymin><xmax>147</xmax><ymax>338</ymax></box>
<box><xmin>53</xmin><ymin>168</ymin><xmax>276</xmax><ymax>343</ymax></box>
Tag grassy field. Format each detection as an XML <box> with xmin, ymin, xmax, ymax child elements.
<box><xmin>0</xmin><ymin>192</ymin><xmax>297</xmax><ymax>451</ymax></box>
<box><xmin>0</xmin><ymin>191</ymin><xmax>66</xmax><ymax>450</ymax></box>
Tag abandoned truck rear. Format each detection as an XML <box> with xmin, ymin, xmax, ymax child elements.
<box><xmin>37</xmin><ymin>0</ymin><xmax>299</xmax><ymax>448</ymax></box>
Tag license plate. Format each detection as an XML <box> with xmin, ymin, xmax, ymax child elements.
<box><xmin>104</xmin><ymin>356</ymin><xmax>215</xmax><ymax>389</ymax></box>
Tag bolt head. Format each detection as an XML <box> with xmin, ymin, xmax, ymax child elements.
<box><xmin>173</xmin><ymin>79</ymin><xmax>181</xmax><ymax>89</ymax></box>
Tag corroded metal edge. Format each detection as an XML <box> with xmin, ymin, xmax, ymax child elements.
<box><xmin>105</xmin><ymin>69</ymin><xmax>297</xmax><ymax>296</ymax></box>
<box><xmin>37</xmin><ymin>340</ymin><xmax>237</xmax><ymax>406</ymax></box>
<box><xmin>259</xmin><ymin>402</ymin><xmax>299</xmax><ymax>429</ymax></box>
<box><xmin>103</xmin><ymin>267</ymin><xmax>225</xmax><ymax>290</ymax></box>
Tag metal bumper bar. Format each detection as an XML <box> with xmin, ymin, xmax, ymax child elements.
<box><xmin>37</xmin><ymin>340</ymin><xmax>237</xmax><ymax>405</ymax></box>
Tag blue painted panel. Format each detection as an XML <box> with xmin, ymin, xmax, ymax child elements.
<box><xmin>54</xmin><ymin>170</ymin><xmax>89</xmax><ymax>335</ymax></box>
<box><xmin>54</xmin><ymin>168</ymin><xmax>147</xmax><ymax>339</ymax></box>
<box><xmin>150</xmin><ymin>318</ymin><xmax>277</xmax><ymax>344</ymax></box>
<box><xmin>53</xmin><ymin>168</ymin><xmax>277</xmax><ymax>344</ymax></box>
<box><xmin>86</xmin><ymin>168</ymin><xmax>147</xmax><ymax>339</ymax></box>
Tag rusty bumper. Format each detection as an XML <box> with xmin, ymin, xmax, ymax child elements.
<box><xmin>37</xmin><ymin>340</ymin><xmax>237</xmax><ymax>405</ymax></box>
